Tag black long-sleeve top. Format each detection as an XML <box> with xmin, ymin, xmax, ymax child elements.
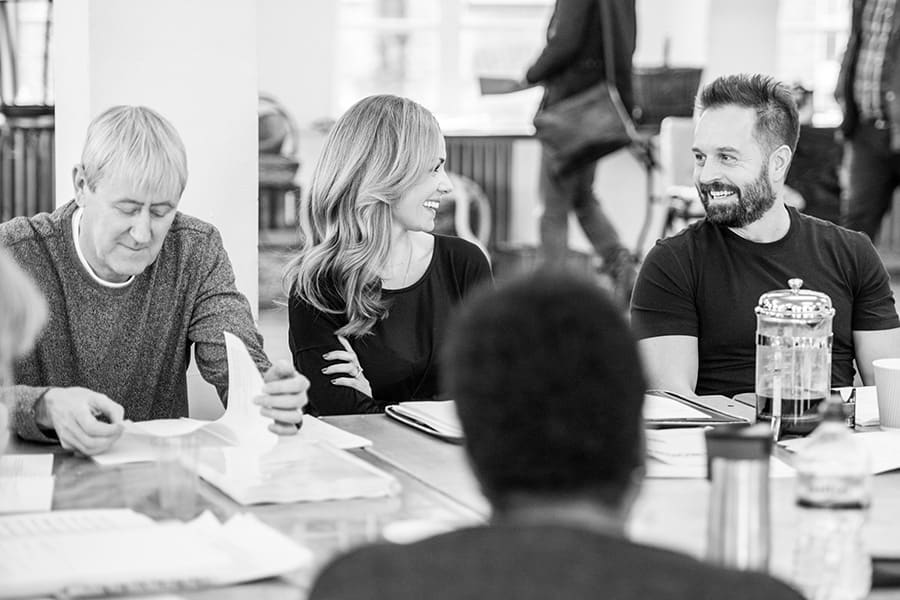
<box><xmin>289</xmin><ymin>234</ymin><xmax>492</xmax><ymax>416</ymax></box>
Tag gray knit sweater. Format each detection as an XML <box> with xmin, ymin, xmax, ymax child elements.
<box><xmin>1</xmin><ymin>200</ymin><xmax>270</xmax><ymax>442</ymax></box>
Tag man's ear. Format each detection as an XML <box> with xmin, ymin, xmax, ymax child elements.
<box><xmin>769</xmin><ymin>145</ymin><xmax>793</xmax><ymax>182</ymax></box>
<box><xmin>72</xmin><ymin>164</ymin><xmax>88</xmax><ymax>206</ymax></box>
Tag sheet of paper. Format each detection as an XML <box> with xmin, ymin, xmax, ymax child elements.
<box><xmin>0</xmin><ymin>454</ymin><xmax>53</xmax><ymax>477</ymax></box>
<box><xmin>217</xmin><ymin>331</ymin><xmax>278</xmax><ymax>449</ymax></box>
<box><xmin>835</xmin><ymin>386</ymin><xmax>878</xmax><ymax>427</ymax></box>
<box><xmin>95</xmin><ymin>332</ymin><xmax>277</xmax><ymax>464</ymax></box>
<box><xmin>0</xmin><ymin>454</ymin><xmax>54</xmax><ymax>513</ymax></box>
<box><xmin>643</xmin><ymin>394</ymin><xmax>710</xmax><ymax>420</ymax></box>
<box><xmin>0</xmin><ymin>476</ymin><xmax>54</xmax><ymax>513</ymax></box>
<box><xmin>0</xmin><ymin>508</ymin><xmax>311</xmax><ymax>599</ymax></box>
<box><xmin>296</xmin><ymin>416</ymin><xmax>371</xmax><ymax>449</ymax></box>
<box><xmin>645</xmin><ymin>428</ymin><xmax>794</xmax><ymax>478</ymax></box>
<box><xmin>91</xmin><ymin>431</ymin><xmax>160</xmax><ymax>466</ymax></box>
<box><xmin>124</xmin><ymin>418</ymin><xmax>208</xmax><ymax>437</ymax></box>
<box><xmin>780</xmin><ymin>429</ymin><xmax>900</xmax><ymax>475</ymax></box>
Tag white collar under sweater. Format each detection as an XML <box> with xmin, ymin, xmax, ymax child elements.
<box><xmin>71</xmin><ymin>207</ymin><xmax>135</xmax><ymax>288</ymax></box>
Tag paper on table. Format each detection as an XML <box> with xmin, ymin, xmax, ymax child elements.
<box><xmin>296</xmin><ymin>415</ymin><xmax>372</xmax><ymax>449</ymax></box>
<box><xmin>96</xmin><ymin>331</ymin><xmax>372</xmax><ymax>466</ymax></box>
<box><xmin>0</xmin><ymin>454</ymin><xmax>52</xmax><ymax>477</ymax></box>
<box><xmin>645</xmin><ymin>428</ymin><xmax>794</xmax><ymax>479</ymax></box>
<box><xmin>0</xmin><ymin>454</ymin><xmax>54</xmax><ymax>513</ymax></box>
<box><xmin>834</xmin><ymin>385</ymin><xmax>878</xmax><ymax>427</ymax></box>
<box><xmin>643</xmin><ymin>394</ymin><xmax>711</xmax><ymax>420</ymax></box>
<box><xmin>0</xmin><ymin>508</ymin><xmax>312</xmax><ymax>599</ymax></box>
<box><xmin>194</xmin><ymin>440</ymin><xmax>399</xmax><ymax>505</ymax></box>
<box><xmin>94</xmin><ymin>332</ymin><xmax>276</xmax><ymax>465</ymax></box>
<box><xmin>97</xmin><ymin>416</ymin><xmax>373</xmax><ymax>466</ymax></box>
<box><xmin>780</xmin><ymin>429</ymin><xmax>900</xmax><ymax>475</ymax></box>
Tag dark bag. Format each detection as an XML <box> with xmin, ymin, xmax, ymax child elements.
<box><xmin>533</xmin><ymin>81</ymin><xmax>636</xmax><ymax>175</ymax></box>
<box><xmin>531</xmin><ymin>0</ymin><xmax>638</xmax><ymax>176</ymax></box>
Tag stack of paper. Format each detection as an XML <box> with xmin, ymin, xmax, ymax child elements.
<box><xmin>93</xmin><ymin>332</ymin><xmax>372</xmax><ymax>466</ymax></box>
<box><xmin>0</xmin><ymin>454</ymin><xmax>54</xmax><ymax>513</ymax></box>
<box><xmin>194</xmin><ymin>440</ymin><xmax>401</xmax><ymax>505</ymax></box>
<box><xmin>0</xmin><ymin>508</ymin><xmax>311</xmax><ymax>599</ymax></box>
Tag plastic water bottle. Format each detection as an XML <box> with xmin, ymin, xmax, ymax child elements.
<box><xmin>792</xmin><ymin>397</ymin><xmax>871</xmax><ymax>600</ymax></box>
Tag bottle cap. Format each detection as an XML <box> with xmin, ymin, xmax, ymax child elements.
<box><xmin>705</xmin><ymin>424</ymin><xmax>772</xmax><ymax>480</ymax></box>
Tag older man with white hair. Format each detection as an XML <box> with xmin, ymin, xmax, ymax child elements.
<box><xmin>1</xmin><ymin>105</ymin><xmax>308</xmax><ymax>455</ymax></box>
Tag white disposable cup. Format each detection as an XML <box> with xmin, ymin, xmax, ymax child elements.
<box><xmin>872</xmin><ymin>358</ymin><xmax>900</xmax><ymax>430</ymax></box>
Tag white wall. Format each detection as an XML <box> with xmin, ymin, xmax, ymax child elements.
<box><xmin>54</xmin><ymin>0</ymin><xmax>260</xmax><ymax>312</ymax></box>
<box><xmin>257</xmin><ymin>0</ymin><xmax>337</xmax><ymax>199</ymax></box>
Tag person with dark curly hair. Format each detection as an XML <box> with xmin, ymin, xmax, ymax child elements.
<box><xmin>307</xmin><ymin>270</ymin><xmax>803</xmax><ymax>600</ymax></box>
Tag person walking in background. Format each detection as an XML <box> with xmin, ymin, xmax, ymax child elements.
<box><xmin>524</xmin><ymin>0</ymin><xmax>639</xmax><ymax>304</ymax></box>
<box><xmin>285</xmin><ymin>95</ymin><xmax>492</xmax><ymax>417</ymax></box>
<box><xmin>0</xmin><ymin>249</ymin><xmax>47</xmax><ymax>457</ymax></box>
<box><xmin>836</xmin><ymin>0</ymin><xmax>900</xmax><ymax>240</ymax></box>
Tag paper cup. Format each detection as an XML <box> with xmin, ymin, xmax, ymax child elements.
<box><xmin>872</xmin><ymin>358</ymin><xmax>900</xmax><ymax>430</ymax></box>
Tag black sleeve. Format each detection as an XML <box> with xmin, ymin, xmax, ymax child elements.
<box><xmin>459</xmin><ymin>245</ymin><xmax>493</xmax><ymax>294</ymax></box>
<box><xmin>630</xmin><ymin>241</ymin><xmax>699</xmax><ymax>340</ymax></box>
<box><xmin>850</xmin><ymin>232</ymin><xmax>900</xmax><ymax>331</ymax></box>
<box><xmin>288</xmin><ymin>296</ymin><xmax>381</xmax><ymax>416</ymax></box>
<box><xmin>525</xmin><ymin>0</ymin><xmax>594</xmax><ymax>84</ymax></box>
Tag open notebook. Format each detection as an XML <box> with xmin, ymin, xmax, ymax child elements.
<box><xmin>0</xmin><ymin>509</ymin><xmax>311</xmax><ymax>599</ymax></box>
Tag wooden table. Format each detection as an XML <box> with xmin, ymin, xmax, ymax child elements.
<box><xmin>10</xmin><ymin>404</ymin><xmax>900</xmax><ymax>599</ymax></box>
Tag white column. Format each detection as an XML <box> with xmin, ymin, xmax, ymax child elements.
<box><xmin>53</xmin><ymin>0</ymin><xmax>260</xmax><ymax>312</ymax></box>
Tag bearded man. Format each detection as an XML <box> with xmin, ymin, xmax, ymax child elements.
<box><xmin>631</xmin><ymin>73</ymin><xmax>900</xmax><ymax>398</ymax></box>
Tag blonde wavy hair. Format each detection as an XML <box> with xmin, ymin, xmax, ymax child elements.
<box><xmin>284</xmin><ymin>95</ymin><xmax>443</xmax><ymax>337</ymax></box>
<box><xmin>0</xmin><ymin>248</ymin><xmax>47</xmax><ymax>387</ymax></box>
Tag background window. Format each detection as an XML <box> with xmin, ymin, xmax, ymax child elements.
<box><xmin>337</xmin><ymin>0</ymin><xmax>552</xmax><ymax>131</ymax></box>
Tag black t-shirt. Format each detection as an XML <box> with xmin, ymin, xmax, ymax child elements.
<box><xmin>631</xmin><ymin>207</ymin><xmax>899</xmax><ymax>397</ymax></box>
<box><xmin>289</xmin><ymin>234</ymin><xmax>492</xmax><ymax>415</ymax></box>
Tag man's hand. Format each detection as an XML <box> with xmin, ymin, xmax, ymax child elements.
<box><xmin>255</xmin><ymin>360</ymin><xmax>309</xmax><ymax>436</ymax></box>
<box><xmin>37</xmin><ymin>387</ymin><xmax>125</xmax><ymax>455</ymax></box>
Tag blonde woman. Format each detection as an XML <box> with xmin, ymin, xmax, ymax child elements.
<box><xmin>0</xmin><ymin>248</ymin><xmax>47</xmax><ymax>455</ymax></box>
<box><xmin>286</xmin><ymin>95</ymin><xmax>492</xmax><ymax>415</ymax></box>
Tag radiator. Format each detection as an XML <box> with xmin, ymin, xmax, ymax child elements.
<box><xmin>0</xmin><ymin>117</ymin><xmax>55</xmax><ymax>222</ymax></box>
<box><xmin>445</xmin><ymin>135</ymin><xmax>514</xmax><ymax>246</ymax></box>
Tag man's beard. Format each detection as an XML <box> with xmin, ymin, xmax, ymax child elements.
<box><xmin>697</xmin><ymin>164</ymin><xmax>775</xmax><ymax>228</ymax></box>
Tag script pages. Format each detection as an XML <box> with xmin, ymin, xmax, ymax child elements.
<box><xmin>0</xmin><ymin>509</ymin><xmax>312</xmax><ymax>599</ymax></box>
<box><xmin>93</xmin><ymin>332</ymin><xmax>372</xmax><ymax>466</ymax></box>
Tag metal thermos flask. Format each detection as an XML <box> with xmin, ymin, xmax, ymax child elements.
<box><xmin>705</xmin><ymin>424</ymin><xmax>772</xmax><ymax>571</ymax></box>
<box><xmin>755</xmin><ymin>278</ymin><xmax>834</xmax><ymax>438</ymax></box>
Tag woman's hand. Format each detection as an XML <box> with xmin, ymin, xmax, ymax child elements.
<box><xmin>322</xmin><ymin>335</ymin><xmax>372</xmax><ymax>397</ymax></box>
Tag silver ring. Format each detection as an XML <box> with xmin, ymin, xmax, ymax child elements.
<box><xmin>353</xmin><ymin>364</ymin><xmax>363</xmax><ymax>378</ymax></box>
